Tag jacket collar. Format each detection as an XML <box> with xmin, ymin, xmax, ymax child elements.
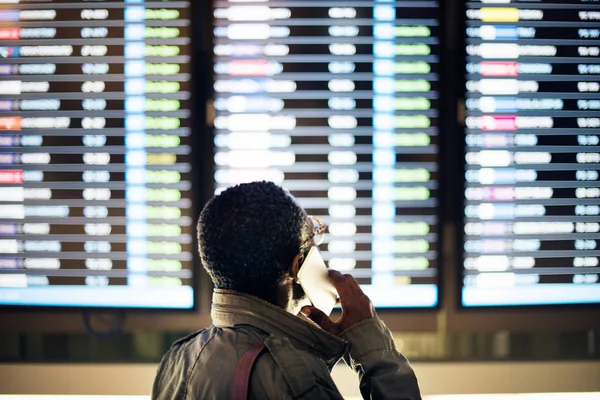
<box><xmin>211</xmin><ymin>289</ymin><xmax>347</xmax><ymax>367</ymax></box>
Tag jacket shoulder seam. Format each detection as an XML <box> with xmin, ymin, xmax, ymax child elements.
<box><xmin>182</xmin><ymin>329</ymin><xmax>218</xmax><ymax>400</ymax></box>
<box><xmin>263</xmin><ymin>335</ymin><xmax>317</xmax><ymax>398</ymax></box>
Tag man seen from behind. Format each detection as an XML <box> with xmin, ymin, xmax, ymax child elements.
<box><xmin>152</xmin><ymin>181</ymin><xmax>422</xmax><ymax>400</ymax></box>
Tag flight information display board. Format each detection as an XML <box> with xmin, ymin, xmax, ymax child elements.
<box><xmin>0</xmin><ymin>1</ymin><xmax>194</xmax><ymax>309</ymax></box>
<box><xmin>213</xmin><ymin>0</ymin><xmax>441</xmax><ymax>307</ymax></box>
<box><xmin>463</xmin><ymin>1</ymin><xmax>600</xmax><ymax>306</ymax></box>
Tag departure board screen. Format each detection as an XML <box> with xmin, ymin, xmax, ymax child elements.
<box><xmin>213</xmin><ymin>0</ymin><xmax>441</xmax><ymax>307</ymax></box>
<box><xmin>0</xmin><ymin>1</ymin><xmax>194</xmax><ymax>309</ymax></box>
<box><xmin>463</xmin><ymin>1</ymin><xmax>600</xmax><ymax>306</ymax></box>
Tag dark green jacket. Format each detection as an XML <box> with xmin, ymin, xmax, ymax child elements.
<box><xmin>152</xmin><ymin>290</ymin><xmax>422</xmax><ymax>399</ymax></box>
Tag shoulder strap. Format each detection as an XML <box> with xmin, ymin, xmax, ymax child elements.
<box><xmin>232</xmin><ymin>341</ymin><xmax>267</xmax><ymax>400</ymax></box>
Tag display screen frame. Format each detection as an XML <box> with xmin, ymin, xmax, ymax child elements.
<box><xmin>0</xmin><ymin>0</ymin><xmax>208</xmax><ymax>312</ymax></box>
<box><xmin>208</xmin><ymin>0</ymin><xmax>450</xmax><ymax>311</ymax></box>
<box><xmin>457</xmin><ymin>0</ymin><xmax>600</xmax><ymax>311</ymax></box>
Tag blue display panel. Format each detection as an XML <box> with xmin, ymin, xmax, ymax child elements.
<box><xmin>0</xmin><ymin>1</ymin><xmax>194</xmax><ymax>309</ymax></box>
<box><xmin>212</xmin><ymin>0</ymin><xmax>441</xmax><ymax>307</ymax></box>
<box><xmin>463</xmin><ymin>0</ymin><xmax>600</xmax><ymax>307</ymax></box>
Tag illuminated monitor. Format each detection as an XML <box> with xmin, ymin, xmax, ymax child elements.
<box><xmin>0</xmin><ymin>1</ymin><xmax>195</xmax><ymax>309</ymax></box>
<box><xmin>212</xmin><ymin>1</ymin><xmax>441</xmax><ymax>307</ymax></box>
<box><xmin>462</xmin><ymin>1</ymin><xmax>600</xmax><ymax>307</ymax></box>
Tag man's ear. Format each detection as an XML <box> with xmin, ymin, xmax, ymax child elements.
<box><xmin>291</xmin><ymin>253</ymin><xmax>304</xmax><ymax>284</ymax></box>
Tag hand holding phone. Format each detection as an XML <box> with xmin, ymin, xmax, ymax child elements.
<box><xmin>301</xmin><ymin>269</ymin><xmax>376</xmax><ymax>336</ymax></box>
<box><xmin>297</xmin><ymin>247</ymin><xmax>338</xmax><ymax>316</ymax></box>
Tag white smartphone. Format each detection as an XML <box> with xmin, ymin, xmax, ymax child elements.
<box><xmin>297</xmin><ymin>247</ymin><xmax>338</xmax><ymax>316</ymax></box>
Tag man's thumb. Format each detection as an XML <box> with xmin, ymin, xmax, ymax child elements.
<box><xmin>301</xmin><ymin>306</ymin><xmax>335</xmax><ymax>333</ymax></box>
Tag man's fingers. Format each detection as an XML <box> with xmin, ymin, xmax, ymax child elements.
<box><xmin>327</xmin><ymin>269</ymin><xmax>354</xmax><ymax>301</ymax></box>
<box><xmin>327</xmin><ymin>269</ymin><xmax>345</xmax><ymax>282</ymax></box>
<box><xmin>342</xmin><ymin>272</ymin><xmax>362</xmax><ymax>292</ymax></box>
<box><xmin>327</xmin><ymin>269</ymin><xmax>365</xmax><ymax>306</ymax></box>
<box><xmin>301</xmin><ymin>306</ymin><xmax>336</xmax><ymax>333</ymax></box>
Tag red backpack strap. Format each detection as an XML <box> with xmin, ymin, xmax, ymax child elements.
<box><xmin>232</xmin><ymin>341</ymin><xmax>267</xmax><ymax>400</ymax></box>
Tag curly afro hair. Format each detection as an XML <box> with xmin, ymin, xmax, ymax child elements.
<box><xmin>197</xmin><ymin>181</ymin><xmax>311</xmax><ymax>302</ymax></box>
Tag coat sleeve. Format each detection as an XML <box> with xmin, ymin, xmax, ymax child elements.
<box><xmin>340</xmin><ymin>318</ymin><xmax>422</xmax><ymax>400</ymax></box>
